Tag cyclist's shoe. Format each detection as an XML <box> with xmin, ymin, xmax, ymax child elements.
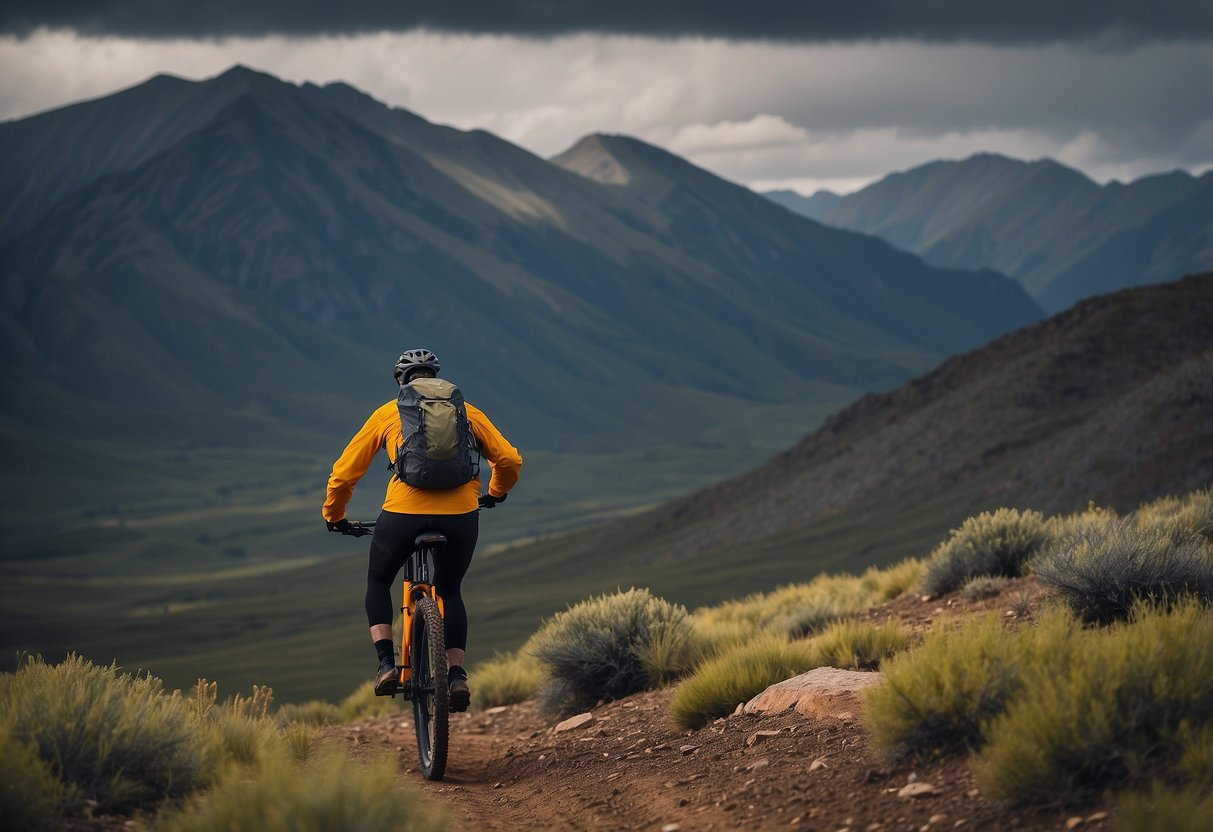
<box><xmin>448</xmin><ymin>665</ymin><xmax>470</xmax><ymax>712</ymax></box>
<box><xmin>374</xmin><ymin>663</ymin><xmax>400</xmax><ymax>696</ymax></box>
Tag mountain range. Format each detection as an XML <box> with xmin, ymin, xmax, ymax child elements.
<box><xmin>1</xmin><ymin>66</ymin><xmax>1040</xmax><ymax>526</ymax></box>
<box><xmin>767</xmin><ymin>153</ymin><xmax>1213</xmax><ymax>313</ymax></box>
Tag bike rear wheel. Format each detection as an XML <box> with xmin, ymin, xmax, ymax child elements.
<box><xmin>411</xmin><ymin>595</ymin><xmax>449</xmax><ymax>780</ymax></box>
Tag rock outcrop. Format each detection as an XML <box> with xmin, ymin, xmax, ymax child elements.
<box><xmin>744</xmin><ymin>667</ymin><xmax>884</xmax><ymax>721</ymax></box>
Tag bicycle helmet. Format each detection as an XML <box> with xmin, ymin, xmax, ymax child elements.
<box><xmin>394</xmin><ymin>348</ymin><xmax>441</xmax><ymax>384</ymax></box>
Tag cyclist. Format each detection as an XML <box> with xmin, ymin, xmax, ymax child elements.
<box><xmin>322</xmin><ymin>349</ymin><xmax>522</xmax><ymax>711</ymax></box>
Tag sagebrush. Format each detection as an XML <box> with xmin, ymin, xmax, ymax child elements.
<box><xmin>693</xmin><ymin>563</ymin><xmax>920</xmax><ymax>649</ymax></box>
<box><xmin>471</xmin><ymin>650</ymin><xmax>543</xmax><ymax>710</ymax></box>
<box><xmin>668</xmin><ymin>633</ymin><xmax>817</xmax><ymax>730</ymax></box>
<box><xmin>0</xmin><ymin>654</ymin><xmax>205</xmax><ymax>814</ymax></box>
<box><xmin>867</xmin><ymin>599</ymin><xmax>1213</xmax><ymax>803</ymax></box>
<box><xmin>1033</xmin><ymin>518</ymin><xmax>1213</xmax><ymax>621</ymax></box>
<box><xmin>973</xmin><ymin>600</ymin><xmax>1213</xmax><ymax>802</ymax></box>
<box><xmin>1115</xmin><ymin>785</ymin><xmax>1213</xmax><ymax>832</ymax></box>
<box><xmin>277</xmin><ymin>680</ymin><xmax>397</xmax><ymax>726</ymax></box>
<box><xmin>864</xmin><ymin>612</ymin><xmax>1060</xmax><ymax>757</ymax></box>
<box><xmin>0</xmin><ymin>716</ymin><xmax>63</xmax><ymax>831</ymax></box>
<box><xmin>809</xmin><ymin>619</ymin><xmax>910</xmax><ymax>671</ymax></box>
<box><xmin>1136</xmin><ymin>487</ymin><xmax>1213</xmax><ymax>542</ymax></box>
<box><xmin>528</xmin><ymin>588</ymin><xmax>694</xmax><ymax>716</ymax></box>
<box><xmin>960</xmin><ymin>575</ymin><xmax>1011</xmax><ymax>601</ymax></box>
<box><xmin>158</xmin><ymin>748</ymin><xmax>445</xmax><ymax>832</ymax></box>
<box><xmin>921</xmin><ymin>508</ymin><xmax>1051</xmax><ymax>596</ymax></box>
<box><xmin>0</xmin><ymin>656</ymin><xmax>357</xmax><ymax>826</ymax></box>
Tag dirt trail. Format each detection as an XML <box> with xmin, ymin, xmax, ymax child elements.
<box><xmin>331</xmin><ymin>579</ymin><xmax>1116</xmax><ymax>831</ymax></box>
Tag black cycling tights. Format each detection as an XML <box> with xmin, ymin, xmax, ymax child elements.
<box><xmin>365</xmin><ymin>510</ymin><xmax>479</xmax><ymax>651</ymax></box>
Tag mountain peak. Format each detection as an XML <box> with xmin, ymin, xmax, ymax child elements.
<box><xmin>552</xmin><ymin>132</ymin><xmax>722</xmax><ymax>194</ymax></box>
<box><xmin>215</xmin><ymin>64</ymin><xmax>277</xmax><ymax>81</ymax></box>
<box><xmin>550</xmin><ymin>133</ymin><xmax>637</xmax><ymax>185</ymax></box>
<box><xmin>207</xmin><ymin>64</ymin><xmax>289</xmax><ymax>96</ymax></box>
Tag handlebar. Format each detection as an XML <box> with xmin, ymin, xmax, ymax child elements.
<box><xmin>333</xmin><ymin>494</ymin><xmax>506</xmax><ymax>538</ymax></box>
<box><xmin>335</xmin><ymin>521</ymin><xmax>375</xmax><ymax>537</ymax></box>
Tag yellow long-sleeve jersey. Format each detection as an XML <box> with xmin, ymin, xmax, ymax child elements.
<box><xmin>322</xmin><ymin>399</ymin><xmax>522</xmax><ymax>522</ymax></box>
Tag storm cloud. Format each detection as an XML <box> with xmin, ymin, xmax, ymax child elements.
<box><xmin>3</xmin><ymin>1</ymin><xmax>1212</xmax><ymax>44</ymax></box>
<box><xmin>4</xmin><ymin>31</ymin><xmax>1208</xmax><ymax>195</ymax></box>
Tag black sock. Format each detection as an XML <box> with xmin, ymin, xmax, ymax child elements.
<box><xmin>374</xmin><ymin>639</ymin><xmax>395</xmax><ymax>668</ymax></box>
<box><xmin>448</xmin><ymin>665</ymin><xmax>467</xmax><ymax>680</ymax></box>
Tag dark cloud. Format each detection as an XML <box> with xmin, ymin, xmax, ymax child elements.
<box><xmin>3</xmin><ymin>1</ymin><xmax>1211</xmax><ymax>43</ymax></box>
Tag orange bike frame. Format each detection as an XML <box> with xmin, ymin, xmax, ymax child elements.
<box><xmin>399</xmin><ymin>581</ymin><xmax>445</xmax><ymax>685</ymax></box>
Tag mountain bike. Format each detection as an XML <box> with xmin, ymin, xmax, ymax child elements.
<box><xmin>339</xmin><ymin>521</ymin><xmax>450</xmax><ymax>780</ymax></box>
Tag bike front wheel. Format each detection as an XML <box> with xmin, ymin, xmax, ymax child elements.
<box><xmin>410</xmin><ymin>595</ymin><xmax>449</xmax><ymax>780</ymax></box>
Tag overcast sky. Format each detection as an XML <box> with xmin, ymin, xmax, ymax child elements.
<box><xmin>2</xmin><ymin>2</ymin><xmax>1210</xmax><ymax>194</ymax></box>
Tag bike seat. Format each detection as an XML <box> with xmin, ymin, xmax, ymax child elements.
<box><xmin>414</xmin><ymin>532</ymin><xmax>447</xmax><ymax>549</ymax></box>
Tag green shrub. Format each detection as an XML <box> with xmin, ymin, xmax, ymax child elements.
<box><xmin>633</xmin><ymin>619</ymin><xmax>697</xmax><ymax>686</ymax></box>
<box><xmin>284</xmin><ymin>723</ymin><xmax>316</xmax><ymax>764</ymax></box>
<box><xmin>528</xmin><ymin>588</ymin><xmax>694</xmax><ymax>716</ymax></box>
<box><xmin>810</xmin><ymin>619</ymin><xmax>910</xmax><ymax>670</ymax></box>
<box><xmin>688</xmin><ymin>562</ymin><xmax>923</xmax><ymax>658</ymax></box>
<box><xmin>278</xmin><ymin>680</ymin><xmax>400</xmax><ymax>727</ymax></box>
<box><xmin>1047</xmin><ymin>503</ymin><xmax>1120</xmax><ymax>541</ymax></box>
<box><xmin>688</xmin><ymin>614</ymin><xmax>754</xmax><ymax>657</ymax></box>
<box><xmin>695</xmin><ymin>572</ymin><xmax>882</xmax><ymax>646</ymax></box>
<box><xmin>276</xmin><ymin>699</ymin><xmax>343</xmax><ymax>726</ymax></box>
<box><xmin>860</xmin><ymin>558</ymin><xmax>925</xmax><ymax>602</ymax></box>
<box><xmin>223</xmin><ymin>683</ymin><xmax>273</xmax><ymax>719</ymax></box>
<box><xmin>769</xmin><ymin>594</ymin><xmax>846</xmax><ymax>639</ymax></box>
<box><xmin>1116</xmin><ymin>785</ymin><xmax>1213</xmax><ymax>832</ymax></box>
<box><xmin>921</xmin><ymin>508</ymin><xmax>1051</xmax><ymax>596</ymax></box>
<box><xmin>202</xmin><ymin>709</ymin><xmax>286</xmax><ymax>775</ymax></box>
<box><xmin>471</xmin><ymin>650</ymin><xmax>543</xmax><ymax>710</ymax></box>
<box><xmin>866</xmin><ymin>611</ymin><xmax>1078</xmax><ymax>757</ymax></box>
<box><xmin>668</xmin><ymin>633</ymin><xmax>818</xmax><ymax>730</ymax></box>
<box><xmin>0</xmin><ymin>717</ymin><xmax>64</xmax><ymax>831</ymax></box>
<box><xmin>973</xmin><ymin>600</ymin><xmax>1213</xmax><ymax>802</ymax></box>
<box><xmin>1033</xmin><ymin>518</ymin><xmax>1213</xmax><ymax>621</ymax></box>
<box><xmin>0</xmin><ymin>654</ymin><xmax>205</xmax><ymax>814</ymax></box>
<box><xmin>1137</xmin><ymin>487</ymin><xmax>1213</xmax><ymax>542</ymax></box>
<box><xmin>159</xmin><ymin>748</ymin><xmax>446</xmax><ymax>832</ymax></box>
<box><xmin>1179</xmin><ymin>722</ymin><xmax>1213</xmax><ymax>787</ymax></box>
<box><xmin>182</xmin><ymin>680</ymin><xmax>317</xmax><ymax>779</ymax></box>
<box><xmin>961</xmin><ymin>575</ymin><xmax>1011</xmax><ymax>601</ymax></box>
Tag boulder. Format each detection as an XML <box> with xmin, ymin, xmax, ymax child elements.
<box><xmin>554</xmin><ymin>712</ymin><xmax>595</xmax><ymax>732</ymax></box>
<box><xmin>744</xmin><ymin>667</ymin><xmax>884</xmax><ymax>720</ymax></box>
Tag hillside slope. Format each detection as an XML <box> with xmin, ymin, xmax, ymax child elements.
<box><xmin>470</xmin><ymin>274</ymin><xmax>1213</xmax><ymax>629</ymax></box>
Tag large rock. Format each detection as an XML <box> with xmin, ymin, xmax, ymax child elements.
<box><xmin>744</xmin><ymin>667</ymin><xmax>883</xmax><ymax>720</ymax></box>
<box><xmin>554</xmin><ymin>712</ymin><xmax>595</xmax><ymax>732</ymax></box>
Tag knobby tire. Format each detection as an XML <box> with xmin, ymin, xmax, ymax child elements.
<box><xmin>411</xmin><ymin>596</ymin><xmax>449</xmax><ymax>780</ymax></box>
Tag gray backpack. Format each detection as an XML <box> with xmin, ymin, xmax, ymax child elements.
<box><xmin>392</xmin><ymin>377</ymin><xmax>480</xmax><ymax>489</ymax></box>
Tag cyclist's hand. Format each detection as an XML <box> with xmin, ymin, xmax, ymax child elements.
<box><xmin>478</xmin><ymin>492</ymin><xmax>507</xmax><ymax>509</ymax></box>
<box><xmin>328</xmin><ymin>519</ymin><xmax>373</xmax><ymax>537</ymax></box>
